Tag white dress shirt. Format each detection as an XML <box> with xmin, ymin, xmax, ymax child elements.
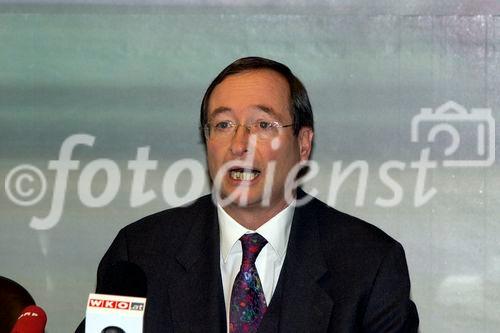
<box><xmin>218</xmin><ymin>202</ymin><xmax>295</xmax><ymax>331</ymax></box>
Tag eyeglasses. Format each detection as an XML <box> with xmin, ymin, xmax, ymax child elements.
<box><xmin>203</xmin><ymin>120</ymin><xmax>293</xmax><ymax>140</ymax></box>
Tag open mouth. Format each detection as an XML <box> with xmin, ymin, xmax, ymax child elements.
<box><xmin>229</xmin><ymin>168</ymin><xmax>261</xmax><ymax>181</ymax></box>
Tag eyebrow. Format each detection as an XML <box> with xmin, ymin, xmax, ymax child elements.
<box><xmin>209</xmin><ymin>105</ymin><xmax>280</xmax><ymax>120</ymax></box>
<box><xmin>209</xmin><ymin>106</ymin><xmax>232</xmax><ymax>120</ymax></box>
<box><xmin>252</xmin><ymin>104</ymin><xmax>279</xmax><ymax>119</ymax></box>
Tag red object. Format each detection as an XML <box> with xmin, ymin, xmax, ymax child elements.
<box><xmin>10</xmin><ymin>305</ymin><xmax>47</xmax><ymax>333</ymax></box>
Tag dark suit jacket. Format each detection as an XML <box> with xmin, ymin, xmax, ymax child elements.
<box><xmin>77</xmin><ymin>190</ymin><xmax>418</xmax><ymax>332</ymax></box>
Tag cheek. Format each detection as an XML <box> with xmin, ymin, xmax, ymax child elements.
<box><xmin>206</xmin><ymin>146</ymin><xmax>221</xmax><ymax>173</ymax></box>
<box><xmin>270</xmin><ymin>149</ymin><xmax>299</xmax><ymax>176</ymax></box>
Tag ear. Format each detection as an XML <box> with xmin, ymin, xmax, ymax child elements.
<box><xmin>297</xmin><ymin>127</ymin><xmax>314</xmax><ymax>161</ymax></box>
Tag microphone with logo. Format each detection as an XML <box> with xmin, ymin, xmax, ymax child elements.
<box><xmin>10</xmin><ymin>305</ymin><xmax>47</xmax><ymax>333</ymax></box>
<box><xmin>84</xmin><ymin>261</ymin><xmax>147</xmax><ymax>333</ymax></box>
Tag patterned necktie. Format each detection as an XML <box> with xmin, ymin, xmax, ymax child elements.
<box><xmin>229</xmin><ymin>233</ymin><xmax>268</xmax><ymax>333</ymax></box>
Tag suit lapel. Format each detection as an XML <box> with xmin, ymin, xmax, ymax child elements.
<box><xmin>165</xmin><ymin>191</ymin><xmax>334</xmax><ymax>332</ymax></box>
<box><xmin>259</xmin><ymin>190</ymin><xmax>334</xmax><ymax>332</ymax></box>
<box><xmin>168</xmin><ymin>199</ymin><xmax>226</xmax><ymax>332</ymax></box>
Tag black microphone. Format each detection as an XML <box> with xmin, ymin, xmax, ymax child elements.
<box><xmin>101</xmin><ymin>326</ymin><xmax>126</xmax><ymax>333</ymax></box>
<box><xmin>98</xmin><ymin>261</ymin><xmax>147</xmax><ymax>297</ymax></box>
<box><xmin>76</xmin><ymin>261</ymin><xmax>148</xmax><ymax>333</ymax></box>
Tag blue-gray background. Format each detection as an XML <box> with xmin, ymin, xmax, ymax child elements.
<box><xmin>1</xmin><ymin>1</ymin><xmax>499</xmax><ymax>332</ymax></box>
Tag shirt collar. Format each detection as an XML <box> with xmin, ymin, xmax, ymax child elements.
<box><xmin>218</xmin><ymin>202</ymin><xmax>295</xmax><ymax>263</ymax></box>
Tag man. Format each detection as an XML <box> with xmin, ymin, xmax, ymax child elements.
<box><xmin>78</xmin><ymin>57</ymin><xmax>418</xmax><ymax>332</ymax></box>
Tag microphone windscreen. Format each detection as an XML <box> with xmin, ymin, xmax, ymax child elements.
<box><xmin>101</xmin><ymin>326</ymin><xmax>126</xmax><ymax>333</ymax></box>
<box><xmin>0</xmin><ymin>276</ymin><xmax>36</xmax><ymax>330</ymax></box>
<box><xmin>98</xmin><ymin>261</ymin><xmax>147</xmax><ymax>298</ymax></box>
<box><xmin>10</xmin><ymin>305</ymin><xmax>47</xmax><ymax>333</ymax></box>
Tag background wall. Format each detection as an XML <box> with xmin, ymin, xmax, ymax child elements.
<box><xmin>1</xmin><ymin>1</ymin><xmax>499</xmax><ymax>332</ymax></box>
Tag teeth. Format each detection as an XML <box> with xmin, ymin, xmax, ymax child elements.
<box><xmin>230</xmin><ymin>170</ymin><xmax>258</xmax><ymax>181</ymax></box>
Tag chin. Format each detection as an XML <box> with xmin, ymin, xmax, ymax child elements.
<box><xmin>218</xmin><ymin>187</ymin><xmax>264</xmax><ymax>208</ymax></box>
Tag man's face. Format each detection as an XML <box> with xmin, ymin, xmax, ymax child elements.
<box><xmin>206</xmin><ymin>69</ymin><xmax>313</xmax><ymax>211</ymax></box>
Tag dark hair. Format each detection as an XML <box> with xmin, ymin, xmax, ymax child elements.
<box><xmin>199</xmin><ymin>56</ymin><xmax>314</xmax><ymax>144</ymax></box>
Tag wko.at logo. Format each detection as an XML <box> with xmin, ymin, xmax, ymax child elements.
<box><xmin>411</xmin><ymin>101</ymin><xmax>495</xmax><ymax>167</ymax></box>
<box><xmin>89</xmin><ymin>299</ymin><xmax>145</xmax><ymax>311</ymax></box>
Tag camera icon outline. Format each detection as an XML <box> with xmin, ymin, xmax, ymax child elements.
<box><xmin>411</xmin><ymin>101</ymin><xmax>495</xmax><ymax>167</ymax></box>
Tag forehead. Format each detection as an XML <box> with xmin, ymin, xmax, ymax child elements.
<box><xmin>208</xmin><ymin>69</ymin><xmax>291</xmax><ymax>120</ymax></box>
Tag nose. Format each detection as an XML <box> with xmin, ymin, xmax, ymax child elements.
<box><xmin>230</xmin><ymin>124</ymin><xmax>250</xmax><ymax>156</ymax></box>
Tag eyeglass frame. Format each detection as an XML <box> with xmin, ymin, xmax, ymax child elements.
<box><xmin>202</xmin><ymin>120</ymin><xmax>293</xmax><ymax>140</ymax></box>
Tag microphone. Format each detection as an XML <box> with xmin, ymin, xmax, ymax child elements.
<box><xmin>10</xmin><ymin>305</ymin><xmax>47</xmax><ymax>333</ymax></box>
<box><xmin>101</xmin><ymin>326</ymin><xmax>125</xmax><ymax>333</ymax></box>
<box><xmin>84</xmin><ymin>261</ymin><xmax>147</xmax><ymax>333</ymax></box>
<box><xmin>98</xmin><ymin>261</ymin><xmax>147</xmax><ymax>297</ymax></box>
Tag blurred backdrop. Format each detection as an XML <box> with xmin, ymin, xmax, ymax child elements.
<box><xmin>0</xmin><ymin>1</ymin><xmax>499</xmax><ymax>332</ymax></box>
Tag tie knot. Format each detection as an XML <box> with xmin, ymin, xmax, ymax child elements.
<box><xmin>240</xmin><ymin>233</ymin><xmax>267</xmax><ymax>264</ymax></box>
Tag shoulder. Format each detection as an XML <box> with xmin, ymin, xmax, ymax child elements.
<box><xmin>115</xmin><ymin>194</ymin><xmax>214</xmax><ymax>255</ymax></box>
<box><xmin>309</xmin><ymin>196</ymin><xmax>397</xmax><ymax>245</ymax></box>
<box><xmin>298</xmin><ymin>192</ymin><xmax>405</xmax><ymax>266</ymax></box>
<box><xmin>299</xmin><ymin>191</ymin><xmax>397</xmax><ymax>243</ymax></box>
